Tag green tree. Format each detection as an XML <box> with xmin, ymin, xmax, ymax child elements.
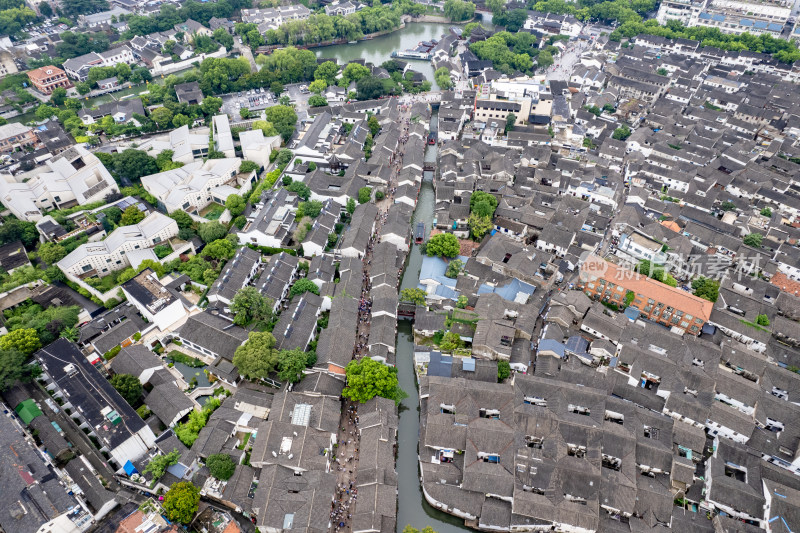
<box><xmin>761</xmin><ymin>207</ymin><xmax>772</xmax><ymax>217</ymax></box>
<box><xmin>309</xmin><ymin>79</ymin><xmax>327</xmax><ymax>94</ymax></box>
<box><xmin>434</xmin><ymin>67</ymin><xmax>452</xmax><ymax>90</ymax></box>
<box><xmin>112</xmin><ymin>149</ymin><xmax>158</xmax><ymax>183</ymax></box>
<box><xmin>76</xmin><ymin>82</ymin><xmax>91</xmax><ymax>95</ymax></box>
<box><xmin>443</xmin><ymin>0</ymin><xmax>475</xmax><ymax>21</ymax></box>
<box><xmin>400</xmin><ymin>288</ymin><xmax>426</xmax><ymax>306</ymax></box>
<box><xmin>143</xmin><ymin>449</ymin><xmax>180</xmax><ymax>480</ymax></box>
<box><xmin>35</xmin><ymin>104</ymin><xmax>58</xmax><ymax>121</ymax></box>
<box><xmin>743</xmin><ymin>233</ymin><xmax>763</xmax><ymax>248</ymax></box>
<box><xmin>150</xmin><ymin>107</ymin><xmax>173</xmax><ymax>129</ymax></box>
<box><xmin>691</xmin><ymin>277</ymin><xmax>720</xmax><ymax>302</ymax></box>
<box><xmin>468</xmin><ymin>213</ymin><xmax>493</xmax><ymax>240</ymax></box>
<box><xmin>233</xmin><ymin>331</ymin><xmax>280</xmax><ymax>380</ymax></box>
<box><xmin>198</xmin><ymin>221</ymin><xmax>227</xmax><ymax>243</ymax></box>
<box><xmin>38</xmin><ymin>242</ymin><xmax>67</xmax><ymax>265</ymax></box>
<box><xmin>225</xmin><ymin>194</ymin><xmax>246</xmax><ymax>216</ymax></box>
<box><xmin>358</xmin><ymin>187</ymin><xmax>372</xmax><ymax>204</ymax></box>
<box><xmin>445</xmin><ymin>259</ymin><xmax>463</xmax><ymax>279</ymax></box>
<box><xmin>110</xmin><ymin>373</ymin><xmax>142</xmax><ymax>406</ymax></box>
<box><xmin>505</xmin><ymin>112</ymin><xmax>517</xmax><ymax>132</ymax></box>
<box><xmin>367</xmin><ymin>115</ymin><xmax>380</xmax><ymax>137</ymax></box>
<box><xmin>206</xmin><ymin>453</ymin><xmax>236</xmax><ymax>480</ymax></box>
<box><xmin>298</xmin><ymin>200</ymin><xmax>323</xmax><ymax>218</ymax></box>
<box><xmin>201</xmin><ymin>96</ymin><xmax>223</xmax><ymax>116</ymax></box>
<box><xmin>230</xmin><ymin>286</ymin><xmax>274</xmax><ymax>328</ymax></box>
<box><xmin>497</xmin><ymin>360</ymin><xmax>511</xmax><ymax>382</ymax></box>
<box><xmin>439</xmin><ymin>331</ymin><xmax>463</xmax><ymax>351</ymax></box>
<box><xmin>308</xmin><ymin>95</ymin><xmax>328</xmax><ymax>107</ymax></box>
<box><xmin>426</xmin><ymin>233</ymin><xmax>460</xmax><ymax>258</ymax></box>
<box><xmin>720</xmin><ymin>200</ymin><xmax>736</xmax><ymax>211</ymax></box>
<box><xmin>346</xmin><ymin>197</ymin><xmax>356</xmax><ymax>215</ymax></box>
<box><xmin>170</xmin><ymin>210</ymin><xmax>194</xmax><ymax>230</ymax></box>
<box><xmin>264</xmin><ymin>105</ymin><xmax>298</xmax><ymax>141</ymax></box>
<box><xmin>277</xmin><ymin>348</ymin><xmax>308</xmax><ymax>384</ymax></box>
<box><xmin>0</xmin><ymin>349</ymin><xmax>27</xmax><ymax>391</ymax></box>
<box><xmin>537</xmin><ymin>50</ymin><xmax>554</xmax><ymax>69</ymax></box>
<box><xmin>172</xmin><ymin>114</ymin><xmax>191</xmax><ymax>128</ymax></box>
<box><xmin>49</xmin><ymin>87</ymin><xmax>67</xmax><ymax>106</ymax></box>
<box><xmin>0</xmin><ymin>219</ymin><xmax>38</xmax><ymax>248</ymax></box>
<box><xmin>120</xmin><ymin>205</ymin><xmax>146</xmax><ymax>226</ymax></box>
<box><xmin>0</xmin><ymin>328</ymin><xmax>40</xmax><ymax>355</ymax></box>
<box><xmin>203</xmin><ymin>238</ymin><xmax>236</xmax><ymax>260</ymax></box>
<box><xmin>456</xmin><ymin>295</ymin><xmax>468</xmax><ymax>309</ymax></box>
<box><xmin>289</xmin><ymin>278</ymin><xmax>320</xmax><ymax>298</ymax></box>
<box><xmin>470</xmin><ymin>191</ymin><xmax>497</xmax><ymax>217</ymax></box>
<box><xmin>342</xmin><ymin>62</ymin><xmax>371</xmax><ymax>85</ymax></box>
<box><xmin>342</xmin><ymin>357</ymin><xmax>404</xmax><ymax>404</ymax></box>
<box><xmin>756</xmin><ymin>314</ymin><xmax>770</xmax><ymax>327</ymax></box>
<box><xmin>239</xmin><ymin>160</ymin><xmax>259</xmax><ymax>174</ymax></box>
<box><xmin>612</xmin><ymin>125</ymin><xmax>632</xmax><ymax>140</ymax></box>
<box><xmin>163</xmin><ymin>482</ymin><xmax>200</xmax><ymax>524</ymax></box>
<box><xmin>314</xmin><ymin>61</ymin><xmax>339</xmax><ymax>84</ymax></box>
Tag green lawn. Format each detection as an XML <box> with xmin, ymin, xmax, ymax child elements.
<box><xmin>200</xmin><ymin>203</ymin><xmax>226</xmax><ymax>220</ymax></box>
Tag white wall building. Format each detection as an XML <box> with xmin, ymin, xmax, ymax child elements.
<box><xmin>141</xmin><ymin>157</ymin><xmax>246</xmax><ymax>214</ymax></box>
<box><xmin>58</xmin><ymin>212</ymin><xmax>178</xmax><ymax>278</ymax></box>
<box><xmin>0</xmin><ymin>146</ymin><xmax>119</xmax><ymax>222</ymax></box>
<box><xmin>240</xmin><ymin>129</ymin><xmax>282</xmax><ymax>168</ymax></box>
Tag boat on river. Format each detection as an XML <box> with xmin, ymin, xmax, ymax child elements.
<box><xmin>415</xmin><ymin>222</ymin><xmax>425</xmax><ymax>244</ymax></box>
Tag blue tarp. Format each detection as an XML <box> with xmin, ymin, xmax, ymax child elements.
<box><xmin>123</xmin><ymin>461</ymin><xmax>137</xmax><ymax>476</ymax></box>
<box><xmin>624</xmin><ymin>306</ymin><xmax>640</xmax><ymax>321</ymax></box>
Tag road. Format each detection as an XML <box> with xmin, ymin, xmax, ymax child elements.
<box><xmin>25</xmin><ymin>381</ymin><xmax>123</xmax><ymax>492</ymax></box>
<box><xmin>543</xmin><ymin>39</ymin><xmax>592</xmax><ymax>82</ymax></box>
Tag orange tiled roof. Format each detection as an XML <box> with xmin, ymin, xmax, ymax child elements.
<box><xmin>660</xmin><ymin>220</ymin><xmax>681</xmax><ymax>233</ymax></box>
<box><xmin>580</xmin><ymin>255</ymin><xmax>714</xmax><ymax>322</ymax></box>
<box><xmin>771</xmin><ymin>272</ymin><xmax>800</xmax><ymax>297</ymax></box>
<box><xmin>27</xmin><ymin>65</ymin><xmax>65</xmax><ymax>82</ymax></box>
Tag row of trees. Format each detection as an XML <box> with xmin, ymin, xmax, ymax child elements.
<box><xmin>470</xmin><ymin>31</ymin><xmax>554</xmax><ymax>75</ymax></box>
<box><xmin>608</xmin><ymin>19</ymin><xmax>800</xmax><ymax>62</ymax></box>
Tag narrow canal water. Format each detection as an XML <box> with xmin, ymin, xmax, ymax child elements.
<box><xmin>395</xmin><ymin>110</ymin><xmax>470</xmax><ymax>533</ymax></box>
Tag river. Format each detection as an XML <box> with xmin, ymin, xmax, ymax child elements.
<box><xmin>315</xmin><ymin>22</ymin><xmax>454</xmax><ymax>83</ymax></box>
<box><xmin>394</xmin><ymin>110</ymin><xmax>470</xmax><ymax>533</ymax></box>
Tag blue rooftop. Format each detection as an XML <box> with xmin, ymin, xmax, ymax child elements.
<box><xmin>624</xmin><ymin>306</ymin><xmax>641</xmax><ymax>321</ymax></box>
<box><xmin>712</xmin><ymin>13</ymin><xmax>725</xmax><ymax>21</ymax></box>
<box><xmin>699</xmin><ymin>12</ymin><xmax>712</xmax><ymax>19</ymax></box>
<box><xmin>427</xmin><ymin>351</ymin><xmax>452</xmax><ymax>377</ymax></box>
<box><xmin>477</xmin><ymin>278</ymin><xmax>535</xmax><ymax>302</ymax></box>
<box><xmin>565</xmin><ymin>335</ymin><xmax>589</xmax><ymax>355</ymax></box>
<box><xmin>740</xmin><ymin>18</ymin><xmax>754</xmax><ymax>27</ymax></box>
<box><xmin>462</xmin><ymin>358</ymin><xmax>476</xmax><ymax>371</ymax></box>
<box><xmin>538</xmin><ymin>339</ymin><xmax>566</xmax><ymax>358</ymax></box>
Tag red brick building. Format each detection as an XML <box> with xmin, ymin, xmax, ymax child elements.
<box><xmin>578</xmin><ymin>255</ymin><xmax>714</xmax><ymax>335</ymax></box>
<box><xmin>27</xmin><ymin>65</ymin><xmax>71</xmax><ymax>95</ymax></box>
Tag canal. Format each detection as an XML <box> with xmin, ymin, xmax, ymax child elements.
<box><xmin>395</xmin><ymin>110</ymin><xmax>470</xmax><ymax>533</ymax></box>
<box><xmin>315</xmin><ymin>22</ymin><xmax>454</xmax><ymax>83</ymax></box>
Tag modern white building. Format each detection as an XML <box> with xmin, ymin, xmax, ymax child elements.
<box><xmin>240</xmin><ymin>129</ymin><xmax>281</xmax><ymax>168</ymax></box>
<box><xmin>212</xmin><ymin>114</ymin><xmax>235</xmax><ymax>158</ymax></box>
<box><xmin>141</xmin><ymin>157</ymin><xmax>246</xmax><ymax>214</ymax></box>
<box><xmin>136</xmin><ymin>125</ymin><xmax>210</xmax><ymax>164</ymax></box>
<box><xmin>58</xmin><ymin>212</ymin><xmax>179</xmax><ymax>278</ymax></box>
<box><xmin>0</xmin><ymin>145</ymin><xmax>119</xmax><ymax>222</ymax></box>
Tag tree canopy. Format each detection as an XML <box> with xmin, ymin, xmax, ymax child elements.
<box><xmin>233</xmin><ymin>331</ymin><xmax>280</xmax><ymax>380</ymax></box>
<box><xmin>110</xmin><ymin>374</ymin><xmax>142</xmax><ymax>406</ymax></box>
<box><xmin>289</xmin><ymin>279</ymin><xmax>320</xmax><ymax>298</ymax></box>
<box><xmin>230</xmin><ymin>286</ymin><xmax>274</xmax><ymax>328</ymax></box>
<box><xmin>426</xmin><ymin>233</ymin><xmax>460</xmax><ymax>258</ymax></box>
<box><xmin>400</xmin><ymin>288</ymin><xmax>427</xmax><ymax>306</ymax></box>
<box><xmin>143</xmin><ymin>449</ymin><xmax>180</xmax><ymax>481</ymax></box>
<box><xmin>342</xmin><ymin>357</ymin><xmax>405</xmax><ymax>404</ymax></box>
<box><xmin>206</xmin><ymin>453</ymin><xmax>236</xmax><ymax>480</ymax></box>
<box><xmin>163</xmin><ymin>482</ymin><xmax>200</xmax><ymax>524</ymax></box>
